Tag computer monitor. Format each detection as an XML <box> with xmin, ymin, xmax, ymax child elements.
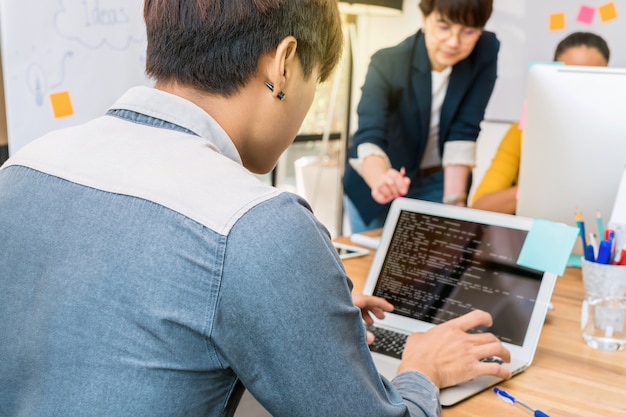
<box><xmin>517</xmin><ymin>65</ymin><xmax>626</xmax><ymax>252</ymax></box>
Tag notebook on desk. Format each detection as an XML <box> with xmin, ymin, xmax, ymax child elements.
<box><xmin>362</xmin><ymin>198</ymin><xmax>557</xmax><ymax>406</ymax></box>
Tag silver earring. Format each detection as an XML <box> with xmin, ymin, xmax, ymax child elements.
<box><xmin>264</xmin><ymin>81</ymin><xmax>286</xmax><ymax>100</ymax></box>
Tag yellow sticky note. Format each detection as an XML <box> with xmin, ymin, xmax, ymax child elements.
<box><xmin>50</xmin><ymin>91</ymin><xmax>74</xmax><ymax>118</ymax></box>
<box><xmin>598</xmin><ymin>2</ymin><xmax>618</xmax><ymax>22</ymax></box>
<box><xmin>549</xmin><ymin>12</ymin><xmax>566</xmax><ymax>31</ymax></box>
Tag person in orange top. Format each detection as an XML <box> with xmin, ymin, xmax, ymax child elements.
<box><xmin>471</xmin><ymin>32</ymin><xmax>610</xmax><ymax>214</ymax></box>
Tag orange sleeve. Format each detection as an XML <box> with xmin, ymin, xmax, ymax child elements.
<box><xmin>471</xmin><ymin>122</ymin><xmax>522</xmax><ymax>205</ymax></box>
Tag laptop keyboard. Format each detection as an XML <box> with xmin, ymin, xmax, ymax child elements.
<box><xmin>366</xmin><ymin>325</ymin><xmax>407</xmax><ymax>359</ymax></box>
<box><xmin>367</xmin><ymin>325</ymin><xmax>505</xmax><ymax>365</ymax></box>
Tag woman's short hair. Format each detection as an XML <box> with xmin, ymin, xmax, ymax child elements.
<box><xmin>144</xmin><ymin>0</ymin><xmax>343</xmax><ymax>96</ymax></box>
<box><xmin>419</xmin><ymin>0</ymin><xmax>493</xmax><ymax>28</ymax></box>
<box><xmin>553</xmin><ymin>32</ymin><xmax>610</xmax><ymax>63</ymax></box>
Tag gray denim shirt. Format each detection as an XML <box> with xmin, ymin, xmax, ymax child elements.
<box><xmin>0</xmin><ymin>86</ymin><xmax>440</xmax><ymax>416</ymax></box>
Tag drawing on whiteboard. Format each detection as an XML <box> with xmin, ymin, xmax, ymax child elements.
<box><xmin>25</xmin><ymin>51</ymin><xmax>74</xmax><ymax>108</ymax></box>
<box><xmin>26</xmin><ymin>64</ymin><xmax>47</xmax><ymax>107</ymax></box>
<box><xmin>0</xmin><ymin>0</ymin><xmax>149</xmax><ymax>155</ymax></box>
<box><xmin>54</xmin><ymin>0</ymin><xmax>145</xmax><ymax>51</ymax></box>
<box><xmin>49</xmin><ymin>51</ymin><xmax>75</xmax><ymax>90</ymax></box>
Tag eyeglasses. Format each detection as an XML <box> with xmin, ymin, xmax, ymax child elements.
<box><xmin>428</xmin><ymin>16</ymin><xmax>482</xmax><ymax>45</ymax></box>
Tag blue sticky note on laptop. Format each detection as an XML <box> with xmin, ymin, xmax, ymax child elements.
<box><xmin>517</xmin><ymin>218</ymin><xmax>579</xmax><ymax>276</ymax></box>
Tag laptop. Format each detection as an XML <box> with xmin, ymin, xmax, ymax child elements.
<box><xmin>362</xmin><ymin>198</ymin><xmax>557</xmax><ymax>406</ymax></box>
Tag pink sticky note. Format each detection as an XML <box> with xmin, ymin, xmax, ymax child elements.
<box><xmin>577</xmin><ymin>5</ymin><xmax>595</xmax><ymax>24</ymax></box>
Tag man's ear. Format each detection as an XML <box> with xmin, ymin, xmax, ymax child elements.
<box><xmin>267</xmin><ymin>36</ymin><xmax>298</xmax><ymax>94</ymax></box>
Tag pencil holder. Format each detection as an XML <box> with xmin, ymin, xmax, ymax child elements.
<box><xmin>580</xmin><ymin>260</ymin><xmax>626</xmax><ymax>350</ymax></box>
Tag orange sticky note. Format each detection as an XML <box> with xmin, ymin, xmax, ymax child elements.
<box><xmin>549</xmin><ymin>12</ymin><xmax>566</xmax><ymax>31</ymax></box>
<box><xmin>50</xmin><ymin>91</ymin><xmax>74</xmax><ymax>118</ymax></box>
<box><xmin>598</xmin><ymin>2</ymin><xmax>618</xmax><ymax>22</ymax></box>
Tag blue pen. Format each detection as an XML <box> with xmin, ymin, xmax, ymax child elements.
<box><xmin>584</xmin><ymin>244</ymin><xmax>596</xmax><ymax>263</ymax></box>
<box><xmin>596</xmin><ymin>240</ymin><xmax>612</xmax><ymax>264</ymax></box>
<box><xmin>494</xmin><ymin>387</ymin><xmax>550</xmax><ymax>417</ymax></box>
<box><xmin>608</xmin><ymin>230</ymin><xmax>616</xmax><ymax>261</ymax></box>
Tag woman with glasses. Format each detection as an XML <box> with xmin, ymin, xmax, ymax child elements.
<box><xmin>343</xmin><ymin>0</ymin><xmax>498</xmax><ymax>232</ymax></box>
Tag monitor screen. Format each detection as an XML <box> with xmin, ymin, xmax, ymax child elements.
<box><xmin>372</xmin><ymin>209</ymin><xmax>543</xmax><ymax>346</ymax></box>
<box><xmin>517</xmin><ymin>65</ymin><xmax>626</xmax><ymax>251</ymax></box>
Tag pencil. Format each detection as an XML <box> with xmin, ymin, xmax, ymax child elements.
<box><xmin>596</xmin><ymin>211</ymin><xmax>604</xmax><ymax>240</ymax></box>
<box><xmin>576</xmin><ymin>209</ymin><xmax>587</xmax><ymax>251</ymax></box>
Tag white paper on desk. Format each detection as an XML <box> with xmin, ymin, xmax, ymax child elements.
<box><xmin>350</xmin><ymin>233</ymin><xmax>381</xmax><ymax>249</ymax></box>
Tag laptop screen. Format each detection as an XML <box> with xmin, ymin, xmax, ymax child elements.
<box><xmin>372</xmin><ymin>209</ymin><xmax>543</xmax><ymax>346</ymax></box>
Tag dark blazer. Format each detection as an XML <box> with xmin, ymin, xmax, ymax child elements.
<box><xmin>343</xmin><ymin>29</ymin><xmax>500</xmax><ymax>224</ymax></box>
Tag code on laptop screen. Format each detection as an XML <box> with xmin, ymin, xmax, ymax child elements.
<box><xmin>372</xmin><ymin>210</ymin><xmax>543</xmax><ymax>346</ymax></box>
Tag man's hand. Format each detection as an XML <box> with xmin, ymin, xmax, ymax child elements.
<box><xmin>352</xmin><ymin>292</ymin><xmax>394</xmax><ymax>345</ymax></box>
<box><xmin>398</xmin><ymin>310</ymin><xmax>512</xmax><ymax>388</ymax></box>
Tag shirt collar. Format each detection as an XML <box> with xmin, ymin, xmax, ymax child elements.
<box><xmin>109</xmin><ymin>86</ymin><xmax>242</xmax><ymax>165</ymax></box>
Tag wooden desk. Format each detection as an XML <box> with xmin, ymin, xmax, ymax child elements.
<box><xmin>335</xmin><ymin>235</ymin><xmax>626</xmax><ymax>417</ymax></box>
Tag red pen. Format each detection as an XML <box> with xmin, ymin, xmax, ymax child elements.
<box><xmin>619</xmin><ymin>245</ymin><xmax>626</xmax><ymax>266</ymax></box>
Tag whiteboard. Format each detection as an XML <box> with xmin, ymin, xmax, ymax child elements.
<box><xmin>485</xmin><ymin>0</ymin><xmax>626</xmax><ymax>122</ymax></box>
<box><xmin>0</xmin><ymin>0</ymin><xmax>150</xmax><ymax>155</ymax></box>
